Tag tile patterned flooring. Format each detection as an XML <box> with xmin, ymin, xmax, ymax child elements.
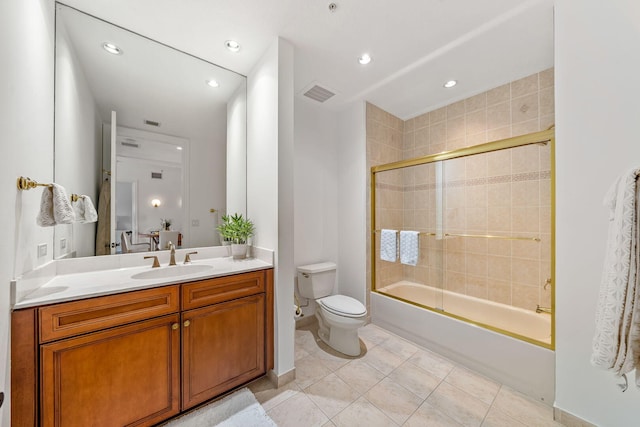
<box><xmin>249</xmin><ymin>323</ymin><xmax>563</xmax><ymax>427</ymax></box>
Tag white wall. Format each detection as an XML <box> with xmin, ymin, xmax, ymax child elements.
<box><xmin>227</xmin><ymin>82</ymin><xmax>247</xmax><ymax>217</ymax></box>
<box><xmin>247</xmin><ymin>37</ymin><xmax>296</xmax><ymax>377</ymax></box>
<box><xmin>293</xmin><ymin>100</ymin><xmax>339</xmax><ymax>315</ymax></box>
<box><xmin>54</xmin><ymin>22</ymin><xmax>102</xmax><ymax>258</ymax></box>
<box><xmin>336</xmin><ymin>102</ymin><xmax>367</xmax><ymax>304</ymax></box>
<box><xmin>555</xmin><ymin>0</ymin><xmax>640</xmax><ymax>425</ymax></box>
<box><xmin>0</xmin><ymin>0</ymin><xmax>55</xmax><ymax>422</ymax></box>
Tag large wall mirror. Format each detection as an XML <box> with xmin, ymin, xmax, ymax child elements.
<box><xmin>54</xmin><ymin>3</ymin><xmax>247</xmax><ymax>259</ymax></box>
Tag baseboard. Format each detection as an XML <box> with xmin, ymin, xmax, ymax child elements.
<box><xmin>553</xmin><ymin>407</ymin><xmax>597</xmax><ymax>427</ymax></box>
<box><xmin>267</xmin><ymin>368</ymin><xmax>295</xmax><ymax>388</ymax></box>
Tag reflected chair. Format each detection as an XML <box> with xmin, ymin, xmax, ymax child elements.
<box><xmin>121</xmin><ymin>231</ymin><xmax>151</xmax><ymax>253</ymax></box>
<box><xmin>158</xmin><ymin>231</ymin><xmax>180</xmax><ymax>250</ymax></box>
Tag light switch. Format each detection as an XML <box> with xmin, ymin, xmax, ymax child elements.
<box><xmin>37</xmin><ymin>243</ymin><xmax>47</xmax><ymax>257</ymax></box>
<box><xmin>191</xmin><ymin>219</ymin><xmax>200</xmax><ymax>227</ymax></box>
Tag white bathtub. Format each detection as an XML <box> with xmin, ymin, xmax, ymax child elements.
<box><xmin>371</xmin><ymin>281</ymin><xmax>555</xmax><ymax>403</ymax></box>
<box><xmin>377</xmin><ymin>281</ymin><xmax>551</xmax><ymax>344</ymax></box>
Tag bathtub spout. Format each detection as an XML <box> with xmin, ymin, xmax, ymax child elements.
<box><xmin>536</xmin><ymin>305</ymin><xmax>552</xmax><ymax>314</ymax></box>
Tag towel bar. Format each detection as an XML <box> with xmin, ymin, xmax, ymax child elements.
<box><xmin>16</xmin><ymin>176</ymin><xmax>52</xmax><ymax>190</ymax></box>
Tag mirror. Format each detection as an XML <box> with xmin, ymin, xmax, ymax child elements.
<box><xmin>53</xmin><ymin>3</ymin><xmax>246</xmax><ymax>258</ymax></box>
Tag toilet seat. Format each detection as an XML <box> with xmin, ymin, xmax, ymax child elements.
<box><xmin>318</xmin><ymin>295</ymin><xmax>366</xmax><ymax>318</ymax></box>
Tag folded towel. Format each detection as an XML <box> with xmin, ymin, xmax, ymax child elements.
<box><xmin>52</xmin><ymin>184</ymin><xmax>75</xmax><ymax>224</ymax></box>
<box><xmin>380</xmin><ymin>229</ymin><xmax>397</xmax><ymax>262</ymax></box>
<box><xmin>400</xmin><ymin>231</ymin><xmax>420</xmax><ymax>266</ymax></box>
<box><xmin>36</xmin><ymin>186</ymin><xmax>55</xmax><ymax>227</ymax></box>
<box><xmin>73</xmin><ymin>195</ymin><xmax>98</xmax><ymax>223</ymax></box>
<box><xmin>82</xmin><ymin>196</ymin><xmax>98</xmax><ymax>223</ymax></box>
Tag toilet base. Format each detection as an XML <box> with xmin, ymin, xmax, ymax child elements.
<box><xmin>316</xmin><ymin>311</ymin><xmax>363</xmax><ymax>357</ymax></box>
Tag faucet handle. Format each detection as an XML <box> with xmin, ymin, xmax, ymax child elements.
<box><xmin>144</xmin><ymin>255</ymin><xmax>160</xmax><ymax>268</ymax></box>
<box><xmin>184</xmin><ymin>251</ymin><xmax>198</xmax><ymax>264</ymax></box>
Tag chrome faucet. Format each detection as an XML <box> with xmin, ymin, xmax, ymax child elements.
<box><xmin>536</xmin><ymin>305</ymin><xmax>552</xmax><ymax>314</ymax></box>
<box><xmin>168</xmin><ymin>242</ymin><xmax>176</xmax><ymax>266</ymax></box>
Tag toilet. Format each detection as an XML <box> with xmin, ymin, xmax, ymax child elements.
<box><xmin>297</xmin><ymin>262</ymin><xmax>367</xmax><ymax>356</ymax></box>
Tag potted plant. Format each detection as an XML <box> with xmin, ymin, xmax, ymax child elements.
<box><xmin>217</xmin><ymin>213</ymin><xmax>255</xmax><ymax>259</ymax></box>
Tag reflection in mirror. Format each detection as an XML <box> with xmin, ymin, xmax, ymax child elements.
<box><xmin>53</xmin><ymin>3</ymin><xmax>246</xmax><ymax>259</ymax></box>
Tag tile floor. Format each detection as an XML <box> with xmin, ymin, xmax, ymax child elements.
<box><xmin>249</xmin><ymin>323</ymin><xmax>563</xmax><ymax>427</ymax></box>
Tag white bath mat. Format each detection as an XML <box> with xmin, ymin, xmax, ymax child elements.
<box><xmin>162</xmin><ymin>388</ymin><xmax>277</xmax><ymax>427</ymax></box>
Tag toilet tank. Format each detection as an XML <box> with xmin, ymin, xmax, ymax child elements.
<box><xmin>297</xmin><ymin>262</ymin><xmax>336</xmax><ymax>299</ymax></box>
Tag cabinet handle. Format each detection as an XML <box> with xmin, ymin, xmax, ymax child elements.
<box><xmin>184</xmin><ymin>320</ymin><xmax>191</xmax><ymax>327</ymax></box>
<box><xmin>171</xmin><ymin>323</ymin><xmax>179</xmax><ymax>330</ymax></box>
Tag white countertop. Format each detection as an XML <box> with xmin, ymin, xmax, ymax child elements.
<box><xmin>12</xmin><ymin>247</ymin><xmax>273</xmax><ymax>310</ymax></box>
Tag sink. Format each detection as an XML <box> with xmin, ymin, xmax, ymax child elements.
<box><xmin>131</xmin><ymin>264</ymin><xmax>213</xmax><ymax>280</ymax></box>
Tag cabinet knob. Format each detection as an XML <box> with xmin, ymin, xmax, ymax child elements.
<box><xmin>171</xmin><ymin>323</ymin><xmax>179</xmax><ymax>330</ymax></box>
<box><xmin>184</xmin><ymin>320</ymin><xmax>191</xmax><ymax>327</ymax></box>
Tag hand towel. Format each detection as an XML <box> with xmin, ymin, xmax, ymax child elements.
<box><xmin>400</xmin><ymin>231</ymin><xmax>420</xmax><ymax>266</ymax></box>
<box><xmin>36</xmin><ymin>186</ymin><xmax>55</xmax><ymax>227</ymax></box>
<box><xmin>380</xmin><ymin>229</ymin><xmax>397</xmax><ymax>262</ymax></box>
<box><xmin>73</xmin><ymin>196</ymin><xmax>98</xmax><ymax>223</ymax></box>
<box><xmin>82</xmin><ymin>196</ymin><xmax>98</xmax><ymax>223</ymax></box>
<box><xmin>52</xmin><ymin>184</ymin><xmax>75</xmax><ymax>224</ymax></box>
<box><xmin>591</xmin><ymin>168</ymin><xmax>640</xmax><ymax>386</ymax></box>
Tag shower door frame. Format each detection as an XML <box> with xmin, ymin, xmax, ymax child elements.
<box><xmin>370</xmin><ymin>128</ymin><xmax>556</xmax><ymax>350</ymax></box>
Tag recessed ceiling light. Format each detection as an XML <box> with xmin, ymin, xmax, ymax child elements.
<box><xmin>206</xmin><ymin>79</ymin><xmax>219</xmax><ymax>88</ymax></box>
<box><xmin>102</xmin><ymin>42</ymin><xmax>122</xmax><ymax>55</ymax></box>
<box><xmin>225</xmin><ymin>40</ymin><xmax>240</xmax><ymax>52</ymax></box>
<box><xmin>176</xmin><ymin>146</ymin><xmax>183</xmax><ymax>151</ymax></box>
<box><xmin>444</xmin><ymin>80</ymin><xmax>457</xmax><ymax>88</ymax></box>
<box><xmin>358</xmin><ymin>53</ymin><xmax>372</xmax><ymax>65</ymax></box>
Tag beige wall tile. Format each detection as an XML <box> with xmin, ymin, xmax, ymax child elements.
<box><xmin>487</xmin><ymin>83</ymin><xmax>510</xmax><ymax>106</ymax></box>
<box><xmin>488</xmin><ymin>255</ymin><xmax>511</xmax><ymax>281</ymax></box>
<box><xmin>511</xmin><ymin>74</ymin><xmax>539</xmax><ymax>98</ymax></box>
<box><xmin>466</xmin><ymin>253</ymin><xmax>488</xmax><ymax>277</ymax></box>
<box><xmin>446</xmin><ymin>251</ymin><xmax>465</xmax><ymax>273</ymax></box>
<box><xmin>466</xmin><ymin>207</ymin><xmax>488</xmax><ymax>231</ymax></box>
<box><xmin>465</xmin><ymin>185</ymin><xmax>488</xmax><ymax>208</ymax></box>
<box><xmin>466</xmin><ymin>109</ymin><xmax>487</xmax><ymax>135</ymax></box>
<box><xmin>512</xmin><ymin>181</ymin><xmax>540</xmax><ymax>207</ymax></box>
<box><xmin>445</xmin><ymin>187</ymin><xmax>465</xmax><ymax>209</ymax></box>
<box><xmin>512</xmin><ymin>145</ymin><xmax>540</xmax><ymax>174</ymax></box>
<box><xmin>466</xmin><ymin>132</ymin><xmax>488</xmax><ymax>146</ymax></box>
<box><xmin>539</xmin><ymin>68</ymin><xmax>554</xmax><ymax>89</ymax></box>
<box><xmin>446</xmin><ymin>208</ymin><xmax>465</xmax><ymax>231</ymax></box>
<box><xmin>466</xmin><ymin>275</ymin><xmax>488</xmax><ymax>299</ymax></box>
<box><xmin>447</xmin><ymin>99</ymin><xmax>466</xmax><ymax>118</ymax></box>
<box><xmin>511</xmin><ymin>284</ymin><xmax>539</xmax><ymax>310</ymax></box>
<box><xmin>512</xmin><ymin>258</ymin><xmax>541</xmax><ymax>286</ymax></box>
<box><xmin>512</xmin><ymin>119</ymin><xmax>539</xmax><ymax>137</ymax></box>
<box><xmin>444</xmin><ymin>157</ymin><xmax>466</xmax><ymax>182</ymax></box>
<box><xmin>539</xmin><ymin>114</ymin><xmax>555</xmax><ymax>131</ymax></box>
<box><xmin>415</xmin><ymin>128</ymin><xmax>429</xmax><ymax>149</ymax></box>
<box><xmin>539</xmin><ymin>87</ymin><xmax>555</xmax><ymax>116</ymax></box>
<box><xmin>447</xmin><ymin>116</ymin><xmax>466</xmax><ymax>140</ymax></box>
<box><xmin>488</xmin><ymin>206</ymin><xmax>511</xmax><ymax>232</ymax></box>
<box><xmin>488</xmin><ymin>183</ymin><xmax>511</xmax><ymax>207</ymax></box>
<box><xmin>487</xmin><ymin>101</ymin><xmax>511</xmax><ymax>130</ymax></box>
<box><xmin>512</xmin><ymin>239</ymin><xmax>541</xmax><ymax>260</ymax></box>
<box><xmin>404</xmin><ymin>117</ymin><xmax>415</xmax><ymax>132</ymax></box>
<box><xmin>488</xmin><ymin>239</ymin><xmax>511</xmax><ymax>256</ymax></box>
<box><xmin>430</xmin><ymin>106</ymin><xmax>447</xmax><ymax>123</ymax></box>
<box><xmin>511</xmin><ymin>93</ymin><xmax>539</xmax><ymax>124</ymax></box>
<box><xmin>446</xmin><ymin>138</ymin><xmax>466</xmax><ymax>151</ymax></box>
<box><xmin>512</xmin><ymin>206</ymin><xmax>540</xmax><ymax>233</ymax></box>
<box><xmin>465</xmin><ymin>238</ymin><xmax>488</xmax><ymax>255</ymax></box>
<box><xmin>466</xmin><ymin>156</ymin><xmax>488</xmax><ymax>179</ymax></box>
<box><xmin>466</xmin><ymin>92</ymin><xmax>487</xmax><ymax>113</ymax></box>
<box><xmin>487</xmin><ymin>149</ymin><xmax>511</xmax><ymax>177</ymax></box>
<box><xmin>445</xmin><ymin>270</ymin><xmax>466</xmax><ymax>293</ymax></box>
<box><xmin>430</xmin><ymin>121</ymin><xmax>447</xmax><ymax>145</ymax></box>
<box><xmin>414</xmin><ymin>112</ymin><xmax>429</xmax><ymax>129</ymax></box>
<box><xmin>488</xmin><ymin>280</ymin><xmax>512</xmax><ymax>305</ymax></box>
<box><xmin>403</xmin><ymin>131</ymin><xmax>415</xmax><ymax>151</ymax></box>
<box><xmin>488</xmin><ymin>126</ymin><xmax>512</xmax><ymax>141</ymax></box>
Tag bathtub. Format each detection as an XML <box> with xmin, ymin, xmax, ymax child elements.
<box><xmin>371</xmin><ymin>280</ymin><xmax>555</xmax><ymax>403</ymax></box>
<box><xmin>377</xmin><ymin>281</ymin><xmax>551</xmax><ymax>344</ymax></box>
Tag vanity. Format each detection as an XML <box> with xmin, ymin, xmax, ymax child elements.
<box><xmin>11</xmin><ymin>251</ymin><xmax>274</xmax><ymax>427</ymax></box>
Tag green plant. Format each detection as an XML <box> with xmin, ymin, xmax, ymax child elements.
<box><xmin>217</xmin><ymin>213</ymin><xmax>255</xmax><ymax>244</ymax></box>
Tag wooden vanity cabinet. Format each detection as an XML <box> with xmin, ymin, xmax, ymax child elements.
<box><xmin>11</xmin><ymin>268</ymin><xmax>274</xmax><ymax>427</ymax></box>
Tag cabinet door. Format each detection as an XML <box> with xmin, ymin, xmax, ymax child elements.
<box><xmin>182</xmin><ymin>294</ymin><xmax>265</xmax><ymax>409</ymax></box>
<box><xmin>41</xmin><ymin>314</ymin><xmax>180</xmax><ymax>427</ymax></box>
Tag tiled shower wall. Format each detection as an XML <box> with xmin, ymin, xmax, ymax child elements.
<box><xmin>368</xmin><ymin>68</ymin><xmax>554</xmax><ymax>311</ymax></box>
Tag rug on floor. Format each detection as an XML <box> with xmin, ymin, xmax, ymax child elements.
<box><xmin>163</xmin><ymin>388</ymin><xmax>277</xmax><ymax>427</ymax></box>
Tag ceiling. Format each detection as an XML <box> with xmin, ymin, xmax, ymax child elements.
<box><xmin>60</xmin><ymin>0</ymin><xmax>554</xmax><ymax>120</ymax></box>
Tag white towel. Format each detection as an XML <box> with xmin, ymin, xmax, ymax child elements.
<box><xmin>400</xmin><ymin>231</ymin><xmax>420</xmax><ymax>266</ymax></box>
<box><xmin>380</xmin><ymin>229</ymin><xmax>397</xmax><ymax>262</ymax></box>
<box><xmin>591</xmin><ymin>168</ymin><xmax>640</xmax><ymax>386</ymax></box>
<box><xmin>73</xmin><ymin>196</ymin><xmax>98</xmax><ymax>223</ymax></box>
<box><xmin>36</xmin><ymin>184</ymin><xmax>75</xmax><ymax>226</ymax></box>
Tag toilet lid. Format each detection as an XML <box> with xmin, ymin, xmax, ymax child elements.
<box><xmin>319</xmin><ymin>295</ymin><xmax>367</xmax><ymax>317</ymax></box>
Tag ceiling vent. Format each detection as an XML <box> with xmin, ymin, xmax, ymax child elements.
<box><xmin>303</xmin><ymin>84</ymin><xmax>336</xmax><ymax>103</ymax></box>
<box><xmin>151</xmin><ymin>172</ymin><xmax>163</xmax><ymax>179</ymax></box>
<box><xmin>144</xmin><ymin>119</ymin><xmax>161</xmax><ymax>127</ymax></box>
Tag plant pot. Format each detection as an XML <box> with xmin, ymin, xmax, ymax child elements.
<box><xmin>231</xmin><ymin>243</ymin><xmax>247</xmax><ymax>259</ymax></box>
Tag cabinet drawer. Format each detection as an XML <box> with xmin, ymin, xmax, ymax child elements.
<box><xmin>39</xmin><ymin>285</ymin><xmax>180</xmax><ymax>343</ymax></box>
<box><xmin>182</xmin><ymin>270</ymin><xmax>265</xmax><ymax>310</ymax></box>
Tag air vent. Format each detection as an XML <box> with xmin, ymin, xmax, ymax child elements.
<box><xmin>151</xmin><ymin>172</ymin><xmax>163</xmax><ymax>179</ymax></box>
<box><xmin>303</xmin><ymin>85</ymin><xmax>336</xmax><ymax>103</ymax></box>
<box><xmin>121</xmin><ymin>141</ymin><xmax>139</xmax><ymax>148</ymax></box>
<box><xmin>144</xmin><ymin>119</ymin><xmax>161</xmax><ymax>127</ymax></box>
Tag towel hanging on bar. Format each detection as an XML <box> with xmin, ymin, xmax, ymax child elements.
<box><xmin>380</xmin><ymin>229</ymin><xmax>397</xmax><ymax>262</ymax></box>
<box><xmin>400</xmin><ymin>231</ymin><xmax>420</xmax><ymax>266</ymax></box>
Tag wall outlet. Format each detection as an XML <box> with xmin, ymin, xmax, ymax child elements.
<box><xmin>191</xmin><ymin>219</ymin><xmax>200</xmax><ymax>227</ymax></box>
<box><xmin>60</xmin><ymin>238</ymin><xmax>67</xmax><ymax>250</ymax></box>
<box><xmin>37</xmin><ymin>243</ymin><xmax>47</xmax><ymax>257</ymax></box>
